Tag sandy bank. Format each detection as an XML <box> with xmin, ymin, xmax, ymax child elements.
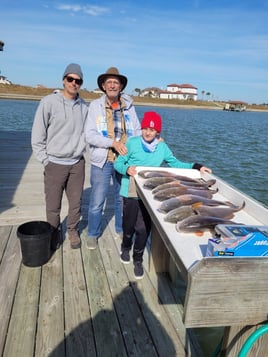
<box><xmin>1</xmin><ymin>91</ymin><xmax>268</xmax><ymax>112</ymax></box>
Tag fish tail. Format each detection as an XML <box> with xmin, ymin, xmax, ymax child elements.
<box><xmin>204</xmin><ymin>179</ymin><xmax>216</xmax><ymax>187</ymax></box>
<box><xmin>236</xmin><ymin>201</ymin><xmax>246</xmax><ymax>211</ymax></box>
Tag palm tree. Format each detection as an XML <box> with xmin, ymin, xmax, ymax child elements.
<box><xmin>134</xmin><ymin>88</ymin><xmax>141</xmax><ymax>96</ymax></box>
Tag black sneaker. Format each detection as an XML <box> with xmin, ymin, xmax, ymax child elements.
<box><xmin>134</xmin><ymin>261</ymin><xmax>144</xmax><ymax>279</ymax></box>
<box><xmin>120</xmin><ymin>249</ymin><xmax>130</xmax><ymax>264</ymax></box>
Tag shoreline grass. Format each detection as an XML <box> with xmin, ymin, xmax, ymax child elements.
<box><xmin>1</xmin><ymin>84</ymin><xmax>267</xmax><ymax>112</ymax></box>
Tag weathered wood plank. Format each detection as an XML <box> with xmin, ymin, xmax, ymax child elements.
<box><xmin>148</xmin><ymin>270</ymin><xmax>203</xmax><ymax>356</ymax></box>
<box><xmin>62</xmin><ymin>233</ymin><xmax>96</xmax><ymax>356</ymax></box>
<box><xmin>0</xmin><ymin>226</ymin><xmax>11</xmax><ymax>259</ymax></box>
<box><xmin>184</xmin><ymin>258</ymin><xmax>268</xmax><ymax>328</ymax></box>
<box><xmin>3</xmin><ymin>265</ymin><xmax>41</xmax><ymax>357</ymax></box>
<box><xmin>150</xmin><ymin>224</ymin><xmax>170</xmax><ymax>273</ymax></box>
<box><xmin>81</xmin><ymin>232</ymin><xmax>127</xmax><ymax>356</ymax></box>
<box><xmin>99</xmin><ymin>222</ymin><xmax>158</xmax><ymax>356</ymax></box>
<box><xmin>0</xmin><ymin>226</ymin><xmax>22</xmax><ymax>356</ymax></box>
<box><xmin>35</xmin><ymin>249</ymin><xmax>64</xmax><ymax>356</ymax></box>
<box><xmin>110</xmin><ymin>221</ymin><xmax>199</xmax><ymax>356</ymax></box>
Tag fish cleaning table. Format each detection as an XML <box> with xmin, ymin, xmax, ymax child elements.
<box><xmin>135</xmin><ymin>167</ymin><xmax>268</xmax><ymax>357</ymax></box>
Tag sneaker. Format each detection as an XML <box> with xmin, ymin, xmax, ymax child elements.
<box><xmin>86</xmin><ymin>238</ymin><xmax>98</xmax><ymax>250</ymax></box>
<box><xmin>68</xmin><ymin>230</ymin><xmax>81</xmax><ymax>249</ymax></box>
<box><xmin>134</xmin><ymin>261</ymin><xmax>144</xmax><ymax>279</ymax></box>
<box><xmin>120</xmin><ymin>249</ymin><xmax>130</xmax><ymax>264</ymax></box>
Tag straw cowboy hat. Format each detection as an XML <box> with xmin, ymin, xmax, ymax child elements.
<box><xmin>97</xmin><ymin>67</ymin><xmax>128</xmax><ymax>92</ymax></box>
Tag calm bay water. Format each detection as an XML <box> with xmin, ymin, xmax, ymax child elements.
<box><xmin>136</xmin><ymin>105</ymin><xmax>268</xmax><ymax>207</ymax></box>
<box><xmin>0</xmin><ymin>99</ymin><xmax>267</xmax><ymax>207</ymax></box>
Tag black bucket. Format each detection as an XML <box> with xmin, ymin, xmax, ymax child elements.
<box><xmin>17</xmin><ymin>221</ymin><xmax>52</xmax><ymax>267</ymax></box>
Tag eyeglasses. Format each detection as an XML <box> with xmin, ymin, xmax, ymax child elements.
<box><xmin>65</xmin><ymin>76</ymin><xmax>83</xmax><ymax>86</ymax></box>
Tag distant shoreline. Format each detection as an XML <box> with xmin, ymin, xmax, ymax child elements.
<box><xmin>0</xmin><ymin>92</ymin><xmax>221</xmax><ymax>110</ymax></box>
<box><xmin>1</xmin><ymin>91</ymin><xmax>268</xmax><ymax>112</ymax></box>
<box><xmin>0</xmin><ymin>93</ymin><xmax>222</xmax><ymax>110</ymax></box>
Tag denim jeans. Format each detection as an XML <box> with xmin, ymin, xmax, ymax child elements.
<box><xmin>88</xmin><ymin>162</ymin><xmax>122</xmax><ymax>238</ymax></box>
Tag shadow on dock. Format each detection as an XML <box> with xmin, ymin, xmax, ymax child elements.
<box><xmin>48</xmin><ymin>284</ymin><xmax>177</xmax><ymax>356</ymax></box>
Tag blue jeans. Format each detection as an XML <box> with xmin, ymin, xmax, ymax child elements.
<box><xmin>88</xmin><ymin>162</ymin><xmax>123</xmax><ymax>238</ymax></box>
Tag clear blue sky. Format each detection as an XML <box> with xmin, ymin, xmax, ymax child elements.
<box><xmin>1</xmin><ymin>0</ymin><xmax>268</xmax><ymax>104</ymax></box>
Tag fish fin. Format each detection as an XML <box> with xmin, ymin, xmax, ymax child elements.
<box><xmin>226</xmin><ymin>201</ymin><xmax>246</xmax><ymax>210</ymax></box>
<box><xmin>191</xmin><ymin>202</ymin><xmax>203</xmax><ymax>210</ymax></box>
<box><xmin>209</xmin><ymin>188</ymin><xmax>219</xmax><ymax>193</ymax></box>
<box><xmin>204</xmin><ymin>179</ymin><xmax>216</xmax><ymax>187</ymax></box>
<box><xmin>195</xmin><ymin>231</ymin><xmax>204</xmax><ymax>236</ymax></box>
<box><xmin>224</xmin><ymin>201</ymin><xmax>236</xmax><ymax>207</ymax></box>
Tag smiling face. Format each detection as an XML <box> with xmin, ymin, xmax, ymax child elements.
<box><xmin>63</xmin><ymin>73</ymin><xmax>82</xmax><ymax>99</ymax></box>
<box><xmin>102</xmin><ymin>76</ymin><xmax>123</xmax><ymax>102</ymax></box>
<box><xmin>141</xmin><ymin>127</ymin><xmax>159</xmax><ymax>143</ymax></box>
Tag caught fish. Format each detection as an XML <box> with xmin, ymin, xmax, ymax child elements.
<box><xmin>158</xmin><ymin>194</ymin><xmax>236</xmax><ymax>214</ymax></box>
<box><xmin>153</xmin><ymin>187</ymin><xmax>218</xmax><ymax>201</ymax></box>
<box><xmin>152</xmin><ymin>180</ymin><xmax>210</xmax><ymax>194</ymax></box>
<box><xmin>152</xmin><ymin>181</ymin><xmax>186</xmax><ymax>193</ymax></box>
<box><xmin>153</xmin><ymin>186</ymin><xmax>188</xmax><ymax>200</ymax></box>
<box><xmin>146</xmin><ymin>178</ymin><xmax>216</xmax><ymax>191</ymax></box>
<box><xmin>138</xmin><ymin>170</ymin><xmax>202</xmax><ymax>182</ymax></box>
<box><xmin>164</xmin><ymin>205</ymin><xmax>197</xmax><ymax>223</ymax></box>
<box><xmin>143</xmin><ymin>176</ymin><xmax>178</xmax><ymax>189</ymax></box>
<box><xmin>176</xmin><ymin>215</ymin><xmax>241</xmax><ymax>233</ymax></box>
<box><xmin>178</xmin><ymin>178</ymin><xmax>216</xmax><ymax>188</ymax></box>
<box><xmin>193</xmin><ymin>201</ymin><xmax>246</xmax><ymax>220</ymax></box>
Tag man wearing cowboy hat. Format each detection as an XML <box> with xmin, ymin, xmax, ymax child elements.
<box><xmin>85</xmin><ymin>67</ymin><xmax>141</xmax><ymax>250</ymax></box>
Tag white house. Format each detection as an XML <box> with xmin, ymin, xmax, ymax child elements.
<box><xmin>0</xmin><ymin>75</ymin><xmax>11</xmax><ymax>85</ymax></box>
<box><xmin>159</xmin><ymin>83</ymin><xmax>198</xmax><ymax>101</ymax></box>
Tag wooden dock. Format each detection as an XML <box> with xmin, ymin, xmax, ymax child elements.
<box><xmin>0</xmin><ymin>131</ymin><xmax>205</xmax><ymax>357</ymax></box>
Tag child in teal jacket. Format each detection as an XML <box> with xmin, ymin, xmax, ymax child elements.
<box><xmin>114</xmin><ymin>111</ymin><xmax>211</xmax><ymax>279</ymax></box>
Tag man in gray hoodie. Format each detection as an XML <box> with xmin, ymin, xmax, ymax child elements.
<box><xmin>31</xmin><ymin>63</ymin><xmax>88</xmax><ymax>250</ymax></box>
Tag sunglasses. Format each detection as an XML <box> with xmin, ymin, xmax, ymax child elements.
<box><xmin>65</xmin><ymin>76</ymin><xmax>83</xmax><ymax>86</ymax></box>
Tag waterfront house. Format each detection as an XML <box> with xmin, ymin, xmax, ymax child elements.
<box><xmin>0</xmin><ymin>75</ymin><xmax>11</xmax><ymax>85</ymax></box>
<box><xmin>159</xmin><ymin>83</ymin><xmax>198</xmax><ymax>101</ymax></box>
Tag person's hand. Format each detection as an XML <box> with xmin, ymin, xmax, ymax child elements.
<box><xmin>200</xmin><ymin>166</ymin><xmax>212</xmax><ymax>174</ymax></box>
<box><xmin>127</xmin><ymin>166</ymin><xmax>137</xmax><ymax>176</ymax></box>
<box><xmin>112</xmin><ymin>141</ymin><xmax>127</xmax><ymax>156</ymax></box>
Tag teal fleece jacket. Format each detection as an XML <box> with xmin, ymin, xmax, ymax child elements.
<box><xmin>114</xmin><ymin>136</ymin><xmax>194</xmax><ymax>198</ymax></box>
